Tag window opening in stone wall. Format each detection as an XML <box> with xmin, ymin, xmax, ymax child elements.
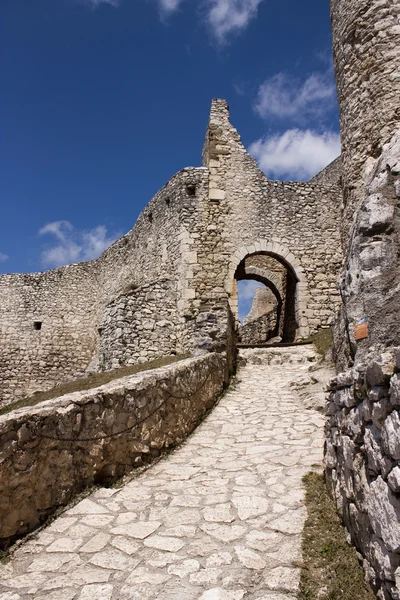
<box><xmin>148</xmin><ymin>212</ymin><xmax>153</xmax><ymax>223</ymax></box>
<box><xmin>165</xmin><ymin>197</ymin><xmax>170</xmax><ymax>207</ymax></box>
<box><xmin>33</xmin><ymin>321</ymin><xmax>42</xmax><ymax>331</ymax></box>
<box><xmin>186</xmin><ymin>184</ymin><xmax>196</xmax><ymax>196</ymax></box>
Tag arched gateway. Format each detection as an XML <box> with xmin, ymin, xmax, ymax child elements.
<box><xmin>226</xmin><ymin>241</ymin><xmax>310</xmax><ymax>341</ymax></box>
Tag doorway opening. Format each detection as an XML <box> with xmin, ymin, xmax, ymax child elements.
<box><xmin>234</xmin><ymin>252</ymin><xmax>298</xmax><ymax>344</ymax></box>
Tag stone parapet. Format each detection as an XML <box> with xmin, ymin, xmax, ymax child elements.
<box><xmin>0</xmin><ymin>353</ymin><xmax>227</xmax><ymax>548</ymax></box>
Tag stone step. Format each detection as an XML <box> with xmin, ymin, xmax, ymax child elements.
<box><xmin>239</xmin><ymin>344</ymin><xmax>319</xmax><ymax>366</ymax></box>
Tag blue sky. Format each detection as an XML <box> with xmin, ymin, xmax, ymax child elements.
<box><xmin>1</xmin><ymin>0</ymin><xmax>340</xmax><ymax>280</ymax></box>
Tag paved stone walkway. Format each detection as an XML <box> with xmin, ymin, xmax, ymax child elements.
<box><xmin>0</xmin><ymin>347</ymin><xmax>325</xmax><ymax>600</ymax></box>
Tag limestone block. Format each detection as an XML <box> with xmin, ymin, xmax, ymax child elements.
<box><xmin>372</xmin><ymin>398</ymin><xmax>392</xmax><ymax>430</ymax></box>
<box><xmin>325</xmin><ymin>440</ymin><xmax>337</xmax><ymax>469</ymax></box>
<box><xmin>366</xmin><ymin>354</ymin><xmax>396</xmax><ymax>387</ymax></box>
<box><xmin>334</xmin><ymin>387</ymin><xmax>357</xmax><ymax>408</ymax></box>
<box><xmin>364</xmin><ymin>426</ymin><xmax>392</xmax><ymax>477</ymax></box>
<box><xmin>369</xmin><ymin>386</ymin><xmax>387</xmax><ymax>403</ymax></box>
<box><xmin>346</xmin><ymin>406</ymin><xmax>363</xmax><ymax>440</ymax></box>
<box><xmin>329</xmin><ymin>370</ymin><xmax>355</xmax><ymax>390</ymax></box>
<box><xmin>367</xmin><ymin>534</ymin><xmax>398</xmax><ymax>582</ymax></box>
<box><xmin>382</xmin><ymin>411</ymin><xmax>400</xmax><ymax>460</ymax></box>
<box><xmin>185</xmin><ymin>252</ymin><xmax>198</xmax><ymax>265</ymax></box>
<box><xmin>388</xmin><ymin>467</ymin><xmax>400</xmax><ymax>493</ymax></box>
<box><xmin>367</xmin><ymin>477</ymin><xmax>400</xmax><ymax>553</ymax></box>
<box><xmin>361</xmin><ymin>398</ymin><xmax>373</xmax><ymax>423</ymax></box>
<box><xmin>209</xmin><ymin>189</ymin><xmax>225</xmax><ymax>201</ymax></box>
<box><xmin>390</xmin><ymin>374</ymin><xmax>400</xmax><ymax>407</ymax></box>
<box><xmin>341</xmin><ymin>435</ymin><xmax>356</xmax><ymax>471</ymax></box>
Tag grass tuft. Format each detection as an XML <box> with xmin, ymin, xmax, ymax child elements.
<box><xmin>312</xmin><ymin>328</ymin><xmax>333</xmax><ymax>359</ymax></box>
<box><xmin>0</xmin><ymin>354</ymin><xmax>190</xmax><ymax>417</ymax></box>
<box><xmin>299</xmin><ymin>472</ymin><xmax>375</xmax><ymax>600</ymax></box>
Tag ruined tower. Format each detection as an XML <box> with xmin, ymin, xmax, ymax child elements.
<box><xmin>326</xmin><ymin>1</ymin><xmax>400</xmax><ymax>596</ymax></box>
<box><xmin>331</xmin><ymin>0</ymin><xmax>400</xmax><ymax>366</ymax></box>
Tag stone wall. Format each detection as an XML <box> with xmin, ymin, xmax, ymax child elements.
<box><xmin>327</xmin><ymin>1</ymin><xmax>400</xmax><ymax>597</ymax></box>
<box><xmin>326</xmin><ymin>350</ymin><xmax>400</xmax><ymax>598</ymax></box>
<box><xmin>239</xmin><ymin>286</ymin><xmax>278</xmax><ymax>344</ymax></box>
<box><xmin>97</xmin><ymin>279</ymin><xmax>182</xmax><ymax>371</ymax></box>
<box><xmin>0</xmin><ymin>168</ymin><xmax>209</xmax><ymax>405</ymax></box>
<box><xmin>243</xmin><ymin>286</ymin><xmax>277</xmax><ymax>326</ymax></box>
<box><xmin>242</xmin><ymin>256</ymin><xmax>287</xmax><ymax>339</ymax></box>
<box><xmin>202</xmin><ymin>99</ymin><xmax>343</xmax><ymax>339</ymax></box>
<box><xmin>0</xmin><ymin>99</ymin><xmax>343</xmax><ymax>406</ymax></box>
<box><xmin>331</xmin><ymin>0</ymin><xmax>400</xmax><ymax>249</ymax></box>
<box><xmin>330</xmin><ymin>0</ymin><xmax>400</xmax><ymax>362</ymax></box>
<box><xmin>0</xmin><ymin>353</ymin><xmax>227</xmax><ymax>548</ymax></box>
<box><xmin>309</xmin><ymin>156</ymin><xmax>342</xmax><ymax>189</ymax></box>
<box><xmin>239</xmin><ymin>309</ymin><xmax>277</xmax><ymax>345</ymax></box>
<box><xmin>0</xmin><ymin>264</ymin><xmax>100</xmax><ymax>404</ymax></box>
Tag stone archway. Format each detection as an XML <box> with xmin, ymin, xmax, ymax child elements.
<box><xmin>225</xmin><ymin>241</ymin><xmax>310</xmax><ymax>340</ymax></box>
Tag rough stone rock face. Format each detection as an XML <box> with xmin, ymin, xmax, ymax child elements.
<box><xmin>243</xmin><ymin>286</ymin><xmax>277</xmax><ymax>326</ymax></box>
<box><xmin>0</xmin><ymin>353</ymin><xmax>227</xmax><ymax>547</ymax></box>
<box><xmin>0</xmin><ymin>100</ymin><xmax>342</xmax><ymax>407</ymax></box>
<box><xmin>309</xmin><ymin>155</ymin><xmax>342</xmax><ymax>189</ymax></box>
<box><xmin>326</xmin><ymin>1</ymin><xmax>400</xmax><ymax>597</ymax></box>
<box><xmin>239</xmin><ymin>309</ymin><xmax>277</xmax><ymax>345</ymax></box>
<box><xmin>326</xmin><ymin>356</ymin><xmax>400</xmax><ymax>598</ymax></box>
<box><xmin>239</xmin><ymin>286</ymin><xmax>278</xmax><ymax>344</ymax></box>
<box><xmin>331</xmin><ymin>0</ymin><xmax>400</xmax><ymax>364</ymax></box>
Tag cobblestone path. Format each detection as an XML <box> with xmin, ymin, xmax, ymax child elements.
<box><xmin>0</xmin><ymin>347</ymin><xmax>325</xmax><ymax>600</ymax></box>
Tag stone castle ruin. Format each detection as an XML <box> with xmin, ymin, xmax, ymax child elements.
<box><xmin>0</xmin><ymin>0</ymin><xmax>400</xmax><ymax>597</ymax></box>
<box><xmin>0</xmin><ymin>99</ymin><xmax>342</xmax><ymax>405</ymax></box>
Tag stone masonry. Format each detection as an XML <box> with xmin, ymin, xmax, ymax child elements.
<box><xmin>1</xmin><ymin>0</ymin><xmax>400</xmax><ymax>596</ymax></box>
<box><xmin>0</xmin><ymin>99</ymin><xmax>342</xmax><ymax>406</ymax></box>
<box><xmin>0</xmin><ymin>346</ymin><xmax>326</xmax><ymax>600</ymax></box>
<box><xmin>0</xmin><ymin>354</ymin><xmax>227</xmax><ymax>545</ymax></box>
<box><xmin>326</xmin><ymin>0</ymin><xmax>400</xmax><ymax>598</ymax></box>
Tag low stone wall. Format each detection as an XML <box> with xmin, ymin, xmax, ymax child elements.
<box><xmin>325</xmin><ymin>349</ymin><xmax>400</xmax><ymax>599</ymax></box>
<box><xmin>0</xmin><ymin>353</ymin><xmax>227</xmax><ymax>548</ymax></box>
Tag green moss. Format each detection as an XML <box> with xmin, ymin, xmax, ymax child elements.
<box><xmin>312</xmin><ymin>328</ymin><xmax>333</xmax><ymax>359</ymax></box>
<box><xmin>0</xmin><ymin>354</ymin><xmax>190</xmax><ymax>417</ymax></box>
<box><xmin>299</xmin><ymin>472</ymin><xmax>375</xmax><ymax>600</ymax></box>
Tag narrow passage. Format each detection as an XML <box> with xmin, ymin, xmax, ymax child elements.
<box><xmin>0</xmin><ymin>347</ymin><xmax>325</xmax><ymax>600</ymax></box>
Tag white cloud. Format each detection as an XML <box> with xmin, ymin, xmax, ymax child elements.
<box><xmin>249</xmin><ymin>128</ymin><xmax>340</xmax><ymax>181</ymax></box>
<box><xmin>206</xmin><ymin>0</ymin><xmax>264</xmax><ymax>43</ymax></box>
<box><xmin>0</xmin><ymin>253</ymin><xmax>9</xmax><ymax>263</ymax></box>
<box><xmin>158</xmin><ymin>0</ymin><xmax>184</xmax><ymax>15</ymax></box>
<box><xmin>39</xmin><ymin>220</ymin><xmax>119</xmax><ymax>268</ymax></box>
<box><xmin>79</xmin><ymin>0</ymin><xmax>262</xmax><ymax>41</ymax></box>
<box><xmin>254</xmin><ymin>71</ymin><xmax>336</xmax><ymax>123</ymax></box>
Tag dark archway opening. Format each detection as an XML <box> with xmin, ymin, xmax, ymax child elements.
<box><xmin>234</xmin><ymin>252</ymin><xmax>298</xmax><ymax>344</ymax></box>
